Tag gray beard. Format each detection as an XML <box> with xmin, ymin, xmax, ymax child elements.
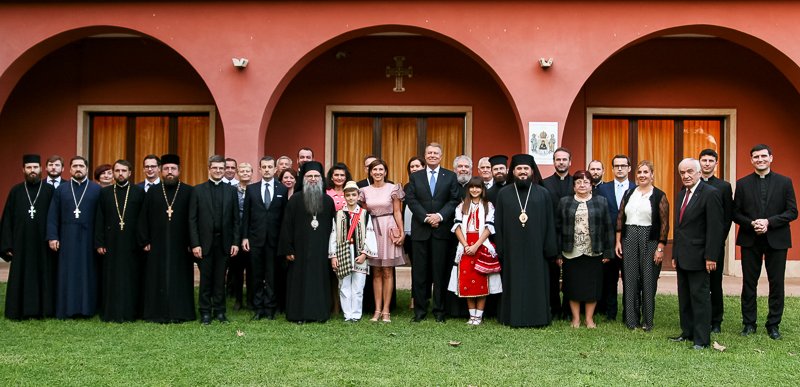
<box><xmin>457</xmin><ymin>174</ymin><xmax>471</xmax><ymax>185</ymax></box>
<box><xmin>303</xmin><ymin>179</ymin><xmax>324</xmax><ymax>215</ymax></box>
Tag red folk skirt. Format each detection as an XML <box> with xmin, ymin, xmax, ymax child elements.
<box><xmin>457</xmin><ymin>232</ymin><xmax>490</xmax><ymax>297</ymax></box>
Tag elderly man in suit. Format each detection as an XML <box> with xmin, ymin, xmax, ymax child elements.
<box><xmin>596</xmin><ymin>154</ymin><xmax>634</xmax><ymax>320</ymax></box>
<box><xmin>241</xmin><ymin>156</ymin><xmax>289</xmax><ymax>320</ymax></box>
<box><xmin>734</xmin><ymin>144</ymin><xmax>797</xmax><ymax>340</ymax></box>
<box><xmin>669</xmin><ymin>158</ymin><xmax>723</xmax><ymax>350</ymax></box>
<box><xmin>405</xmin><ymin>142</ymin><xmax>461</xmax><ymax>322</ymax></box>
<box><xmin>189</xmin><ymin>155</ymin><xmax>241</xmax><ymax>324</ymax></box>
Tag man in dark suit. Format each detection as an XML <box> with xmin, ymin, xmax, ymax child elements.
<box><xmin>596</xmin><ymin>154</ymin><xmax>634</xmax><ymax>320</ymax></box>
<box><xmin>541</xmin><ymin>147</ymin><xmax>573</xmax><ymax>319</ymax></box>
<box><xmin>405</xmin><ymin>142</ymin><xmax>461</xmax><ymax>322</ymax></box>
<box><xmin>241</xmin><ymin>156</ymin><xmax>288</xmax><ymax>320</ymax></box>
<box><xmin>734</xmin><ymin>144</ymin><xmax>797</xmax><ymax>340</ymax></box>
<box><xmin>189</xmin><ymin>155</ymin><xmax>241</xmax><ymax>324</ymax></box>
<box><xmin>669</xmin><ymin>158</ymin><xmax>723</xmax><ymax>350</ymax></box>
<box><xmin>136</xmin><ymin>154</ymin><xmax>161</xmax><ymax>192</ymax></box>
<box><xmin>698</xmin><ymin>148</ymin><xmax>734</xmax><ymax>333</ymax></box>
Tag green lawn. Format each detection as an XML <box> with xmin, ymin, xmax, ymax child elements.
<box><xmin>1</xmin><ymin>285</ymin><xmax>798</xmax><ymax>386</ymax></box>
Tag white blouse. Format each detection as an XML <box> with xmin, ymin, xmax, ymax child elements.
<box><xmin>624</xmin><ymin>188</ymin><xmax>653</xmax><ymax>226</ymax></box>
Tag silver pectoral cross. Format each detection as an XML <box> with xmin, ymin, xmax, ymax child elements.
<box><xmin>28</xmin><ymin>205</ymin><xmax>36</xmax><ymax>219</ymax></box>
<box><xmin>73</xmin><ymin>208</ymin><xmax>81</xmax><ymax>219</ymax></box>
<box><xmin>119</xmin><ymin>220</ymin><xmax>125</xmax><ymax>231</ymax></box>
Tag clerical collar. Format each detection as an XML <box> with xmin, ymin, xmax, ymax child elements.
<box><xmin>757</xmin><ymin>171</ymin><xmax>772</xmax><ymax>179</ymax></box>
<box><xmin>556</xmin><ymin>172</ymin><xmax>569</xmax><ymax>181</ymax></box>
<box><xmin>72</xmin><ymin>177</ymin><xmax>87</xmax><ymax>184</ymax></box>
<box><xmin>116</xmin><ymin>181</ymin><xmax>130</xmax><ymax>188</ymax></box>
<box><xmin>210</xmin><ymin>178</ymin><xmax>223</xmax><ymax>186</ymax></box>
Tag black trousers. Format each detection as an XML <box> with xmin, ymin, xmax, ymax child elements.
<box><xmin>411</xmin><ymin>237</ymin><xmax>451</xmax><ymax>319</ymax></box>
<box><xmin>198</xmin><ymin>240</ymin><xmax>228</xmax><ymax>315</ymax></box>
<box><xmin>598</xmin><ymin>258</ymin><xmax>622</xmax><ymax>319</ymax></box>
<box><xmin>709</xmin><ymin>249</ymin><xmax>725</xmax><ymax>326</ymax></box>
<box><xmin>548</xmin><ymin>260</ymin><xmax>566</xmax><ymax>317</ymax></box>
<box><xmin>677</xmin><ymin>266</ymin><xmax>711</xmax><ymax>346</ymax></box>
<box><xmin>741</xmin><ymin>243</ymin><xmax>786</xmax><ymax>328</ymax></box>
<box><xmin>251</xmin><ymin>244</ymin><xmax>279</xmax><ymax>315</ymax></box>
<box><xmin>227</xmin><ymin>251</ymin><xmax>254</xmax><ymax>308</ymax></box>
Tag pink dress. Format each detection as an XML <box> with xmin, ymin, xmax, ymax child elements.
<box><xmin>326</xmin><ymin>188</ymin><xmax>346</xmax><ymax>211</ymax></box>
<box><xmin>360</xmin><ymin>183</ymin><xmax>406</xmax><ymax>267</ymax></box>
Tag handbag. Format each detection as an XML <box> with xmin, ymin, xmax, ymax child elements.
<box><xmin>474</xmin><ymin>242</ymin><xmax>501</xmax><ymax>274</ymax></box>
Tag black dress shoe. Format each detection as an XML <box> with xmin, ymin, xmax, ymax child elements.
<box><xmin>669</xmin><ymin>335</ymin><xmax>692</xmax><ymax>342</ymax></box>
<box><xmin>216</xmin><ymin>313</ymin><xmax>230</xmax><ymax>323</ymax></box>
<box><xmin>252</xmin><ymin>312</ymin><xmax>265</xmax><ymax>321</ymax></box>
<box><xmin>233</xmin><ymin>301</ymin><xmax>242</xmax><ymax>312</ymax></box>
<box><xmin>435</xmin><ymin>316</ymin><xmax>446</xmax><ymax>323</ymax></box>
<box><xmin>710</xmin><ymin>324</ymin><xmax>721</xmax><ymax>334</ymax></box>
<box><xmin>690</xmin><ymin>344</ymin><xmax>708</xmax><ymax>350</ymax></box>
<box><xmin>767</xmin><ymin>327</ymin><xmax>782</xmax><ymax>340</ymax></box>
<box><xmin>200</xmin><ymin>314</ymin><xmax>212</xmax><ymax>325</ymax></box>
<box><xmin>741</xmin><ymin>325</ymin><xmax>756</xmax><ymax>336</ymax></box>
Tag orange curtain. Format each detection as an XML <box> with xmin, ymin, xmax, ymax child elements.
<box><xmin>134</xmin><ymin>117</ymin><xmax>170</xmax><ymax>183</ymax></box>
<box><xmin>92</xmin><ymin>116</ymin><xmax>127</xmax><ymax>170</ymax></box>
<box><xmin>592</xmin><ymin>118</ymin><xmax>629</xmax><ymax>182</ymax></box>
<box><xmin>176</xmin><ymin>116</ymin><xmax>210</xmax><ymax>186</ymax></box>
<box><xmin>683</xmin><ymin>120</ymin><xmax>721</xmax><ymax>178</ymax></box>
<box><xmin>381</xmin><ymin>117</ymin><xmax>418</xmax><ymax>185</ymax></box>
<box><xmin>426</xmin><ymin>117</ymin><xmax>464</xmax><ymax>173</ymax></box>
<box><xmin>638</xmin><ymin>119</ymin><xmax>674</xmax><ymax>239</ymax></box>
<box><xmin>336</xmin><ymin>117</ymin><xmax>373</xmax><ymax>181</ymax></box>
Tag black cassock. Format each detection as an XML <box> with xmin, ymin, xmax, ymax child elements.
<box><xmin>278</xmin><ymin>192</ymin><xmax>335</xmax><ymax>322</ymax></box>
<box><xmin>138</xmin><ymin>182</ymin><xmax>195</xmax><ymax>323</ymax></box>
<box><xmin>495</xmin><ymin>183</ymin><xmax>558</xmax><ymax>327</ymax></box>
<box><xmin>94</xmin><ymin>183</ymin><xmax>145</xmax><ymax>322</ymax></box>
<box><xmin>0</xmin><ymin>181</ymin><xmax>55</xmax><ymax>319</ymax></box>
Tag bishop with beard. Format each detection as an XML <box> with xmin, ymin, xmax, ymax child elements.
<box><xmin>495</xmin><ymin>154</ymin><xmax>557</xmax><ymax>327</ymax></box>
<box><xmin>137</xmin><ymin>154</ymin><xmax>196</xmax><ymax>323</ymax></box>
<box><xmin>94</xmin><ymin>160</ymin><xmax>145</xmax><ymax>322</ymax></box>
<box><xmin>1</xmin><ymin>154</ymin><xmax>56</xmax><ymax>319</ymax></box>
<box><xmin>278</xmin><ymin>161</ymin><xmax>336</xmax><ymax>323</ymax></box>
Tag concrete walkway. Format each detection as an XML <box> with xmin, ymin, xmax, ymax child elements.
<box><xmin>2</xmin><ymin>262</ymin><xmax>799</xmax><ymax>296</ymax></box>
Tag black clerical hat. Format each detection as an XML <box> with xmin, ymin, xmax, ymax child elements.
<box><xmin>509</xmin><ymin>153</ymin><xmax>543</xmax><ymax>184</ymax></box>
<box><xmin>161</xmin><ymin>154</ymin><xmax>180</xmax><ymax>166</ymax></box>
<box><xmin>22</xmin><ymin>154</ymin><xmax>41</xmax><ymax>165</ymax></box>
<box><xmin>489</xmin><ymin>154</ymin><xmax>508</xmax><ymax>167</ymax></box>
<box><xmin>300</xmin><ymin>161</ymin><xmax>324</xmax><ymax>177</ymax></box>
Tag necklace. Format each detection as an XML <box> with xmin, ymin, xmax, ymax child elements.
<box><xmin>162</xmin><ymin>181</ymin><xmax>181</xmax><ymax>221</ymax></box>
<box><xmin>113</xmin><ymin>183</ymin><xmax>131</xmax><ymax>230</ymax></box>
<box><xmin>311</xmin><ymin>214</ymin><xmax>319</xmax><ymax>230</ymax></box>
<box><xmin>513</xmin><ymin>182</ymin><xmax>533</xmax><ymax>227</ymax></box>
<box><xmin>70</xmin><ymin>178</ymin><xmax>89</xmax><ymax>219</ymax></box>
<box><xmin>24</xmin><ymin>180</ymin><xmax>43</xmax><ymax>219</ymax></box>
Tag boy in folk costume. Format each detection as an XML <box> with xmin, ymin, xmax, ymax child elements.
<box><xmin>328</xmin><ymin>181</ymin><xmax>377</xmax><ymax>322</ymax></box>
<box><xmin>448</xmin><ymin>177</ymin><xmax>503</xmax><ymax>325</ymax></box>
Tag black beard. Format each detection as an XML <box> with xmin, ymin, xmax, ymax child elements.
<box><xmin>303</xmin><ymin>179</ymin><xmax>324</xmax><ymax>215</ymax></box>
<box><xmin>591</xmin><ymin>176</ymin><xmax>602</xmax><ymax>185</ymax></box>
<box><xmin>515</xmin><ymin>177</ymin><xmax>532</xmax><ymax>189</ymax></box>
<box><xmin>494</xmin><ymin>174</ymin><xmax>507</xmax><ymax>184</ymax></box>
<box><xmin>163</xmin><ymin>176</ymin><xmax>179</xmax><ymax>187</ymax></box>
<box><xmin>25</xmin><ymin>173</ymin><xmax>41</xmax><ymax>185</ymax></box>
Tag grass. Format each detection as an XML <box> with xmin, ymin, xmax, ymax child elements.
<box><xmin>1</xmin><ymin>285</ymin><xmax>799</xmax><ymax>386</ymax></box>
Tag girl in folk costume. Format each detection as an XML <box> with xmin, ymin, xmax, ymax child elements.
<box><xmin>448</xmin><ymin>177</ymin><xmax>502</xmax><ymax>325</ymax></box>
<box><xmin>328</xmin><ymin>181</ymin><xmax>378</xmax><ymax>322</ymax></box>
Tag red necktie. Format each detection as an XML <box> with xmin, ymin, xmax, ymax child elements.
<box><xmin>679</xmin><ymin>189</ymin><xmax>691</xmax><ymax>223</ymax></box>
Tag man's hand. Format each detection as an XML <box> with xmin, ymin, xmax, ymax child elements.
<box><xmin>706</xmin><ymin>260</ymin><xmax>717</xmax><ymax>273</ymax></box>
<box><xmin>97</xmin><ymin>247</ymin><xmax>107</xmax><ymax>255</ymax></box>
<box><xmin>242</xmin><ymin>239</ymin><xmax>250</xmax><ymax>252</ymax></box>
<box><xmin>48</xmin><ymin>240</ymin><xmax>59</xmax><ymax>251</ymax></box>
<box><xmin>192</xmin><ymin>246</ymin><xmax>203</xmax><ymax>259</ymax></box>
<box><xmin>331</xmin><ymin>257</ymin><xmax>338</xmax><ymax>270</ymax></box>
<box><xmin>286</xmin><ymin>254</ymin><xmax>295</xmax><ymax>262</ymax></box>
<box><xmin>230</xmin><ymin>246</ymin><xmax>239</xmax><ymax>257</ymax></box>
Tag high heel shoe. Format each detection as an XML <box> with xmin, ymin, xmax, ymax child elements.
<box><xmin>370</xmin><ymin>311</ymin><xmax>381</xmax><ymax>322</ymax></box>
<box><xmin>381</xmin><ymin>312</ymin><xmax>391</xmax><ymax>323</ymax></box>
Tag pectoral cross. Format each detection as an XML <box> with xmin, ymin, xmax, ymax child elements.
<box><xmin>28</xmin><ymin>205</ymin><xmax>36</xmax><ymax>219</ymax></box>
<box><xmin>73</xmin><ymin>208</ymin><xmax>81</xmax><ymax>219</ymax></box>
<box><xmin>119</xmin><ymin>220</ymin><xmax>125</xmax><ymax>231</ymax></box>
<box><xmin>166</xmin><ymin>206</ymin><xmax>174</xmax><ymax>221</ymax></box>
<box><xmin>385</xmin><ymin>56</ymin><xmax>413</xmax><ymax>92</ymax></box>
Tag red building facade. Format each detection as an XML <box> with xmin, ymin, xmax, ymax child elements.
<box><xmin>2</xmin><ymin>1</ymin><xmax>800</xmax><ymax>275</ymax></box>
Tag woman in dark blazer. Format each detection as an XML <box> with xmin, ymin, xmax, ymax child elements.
<box><xmin>556</xmin><ymin>170</ymin><xmax>614</xmax><ymax>328</ymax></box>
<box><xmin>614</xmin><ymin>160</ymin><xmax>670</xmax><ymax>331</ymax></box>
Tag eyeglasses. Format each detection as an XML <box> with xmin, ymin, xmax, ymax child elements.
<box><xmin>612</xmin><ymin>165</ymin><xmax>629</xmax><ymax>169</ymax></box>
<box><xmin>143</xmin><ymin>165</ymin><xmax>159</xmax><ymax>169</ymax></box>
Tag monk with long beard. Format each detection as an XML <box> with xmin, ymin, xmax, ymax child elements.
<box><xmin>278</xmin><ymin>161</ymin><xmax>336</xmax><ymax>323</ymax></box>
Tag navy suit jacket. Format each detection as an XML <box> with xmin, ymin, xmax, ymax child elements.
<box><xmin>673</xmin><ymin>181</ymin><xmax>723</xmax><ymax>271</ymax></box>
<box><xmin>241</xmin><ymin>180</ymin><xmax>288</xmax><ymax>248</ymax></box>
<box><xmin>597</xmin><ymin>179</ymin><xmax>634</xmax><ymax>226</ymax></box>
<box><xmin>405</xmin><ymin>167</ymin><xmax>461</xmax><ymax>241</ymax></box>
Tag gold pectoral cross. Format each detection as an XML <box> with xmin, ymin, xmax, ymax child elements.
<box><xmin>119</xmin><ymin>220</ymin><xmax>125</xmax><ymax>231</ymax></box>
<box><xmin>166</xmin><ymin>206</ymin><xmax>174</xmax><ymax>221</ymax></box>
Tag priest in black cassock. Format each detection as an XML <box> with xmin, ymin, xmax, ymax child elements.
<box><xmin>47</xmin><ymin>156</ymin><xmax>101</xmax><ymax>319</ymax></box>
<box><xmin>94</xmin><ymin>160</ymin><xmax>145</xmax><ymax>322</ymax></box>
<box><xmin>495</xmin><ymin>154</ymin><xmax>558</xmax><ymax>327</ymax></box>
<box><xmin>485</xmin><ymin>154</ymin><xmax>509</xmax><ymax>206</ymax></box>
<box><xmin>278</xmin><ymin>161</ymin><xmax>336</xmax><ymax>323</ymax></box>
<box><xmin>137</xmin><ymin>154</ymin><xmax>196</xmax><ymax>323</ymax></box>
<box><xmin>1</xmin><ymin>154</ymin><xmax>56</xmax><ymax>320</ymax></box>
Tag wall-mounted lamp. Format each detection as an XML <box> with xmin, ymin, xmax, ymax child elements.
<box><xmin>232</xmin><ymin>58</ymin><xmax>249</xmax><ymax>69</ymax></box>
<box><xmin>538</xmin><ymin>57</ymin><xmax>554</xmax><ymax>69</ymax></box>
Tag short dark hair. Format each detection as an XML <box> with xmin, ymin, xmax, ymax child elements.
<box><xmin>750</xmin><ymin>144</ymin><xmax>772</xmax><ymax>156</ymax></box>
<box><xmin>260</xmin><ymin>155</ymin><xmax>275</xmax><ymax>165</ymax></box>
<box><xmin>572</xmin><ymin>170</ymin><xmax>590</xmax><ymax>183</ymax></box>
<box><xmin>326</xmin><ymin>163</ymin><xmax>353</xmax><ymax>189</ymax></box>
<box><xmin>698</xmin><ymin>148</ymin><xmax>718</xmax><ymax>161</ymax></box>
<box><xmin>47</xmin><ymin>155</ymin><xmax>64</xmax><ymax>165</ymax></box>
<box><xmin>114</xmin><ymin>159</ymin><xmax>133</xmax><ymax>172</ymax></box>
<box><xmin>298</xmin><ymin>147</ymin><xmax>314</xmax><ymax>157</ymax></box>
<box><xmin>208</xmin><ymin>155</ymin><xmax>225</xmax><ymax>167</ymax></box>
<box><xmin>70</xmin><ymin>156</ymin><xmax>88</xmax><ymax>167</ymax></box>
<box><xmin>611</xmin><ymin>154</ymin><xmax>630</xmax><ymax>167</ymax></box>
<box><xmin>225</xmin><ymin>157</ymin><xmax>237</xmax><ymax>165</ymax></box>
<box><xmin>143</xmin><ymin>154</ymin><xmax>161</xmax><ymax>166</ymax></box>
<box><xmin>553</xmin><ymin>147</ymin><xmax>571</xmax><ymax>160</ymax></box>
<box><xmin>363</xmin><ymin>154</ymin><xmax>377</xmax><ymax>163</ymax></box>
<box><xmin>368</xmin><ymin>159</ymin><xmax>389</xmax><ymax>178</ymax></box>
<box><xmin>407</xmin><ymin>156</ymin><xmax>424</xmax><ymax>175</ymax></box>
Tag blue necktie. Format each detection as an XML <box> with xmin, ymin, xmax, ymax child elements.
<box><xmin>264</xmin><ymin>182</ymin><xmax>271</xmax><ymax>209</ymax></box>
<box><xmin>429</xmin><ymin>170</ymin><xmax>437</xmax><ymax>195</ymax></box>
